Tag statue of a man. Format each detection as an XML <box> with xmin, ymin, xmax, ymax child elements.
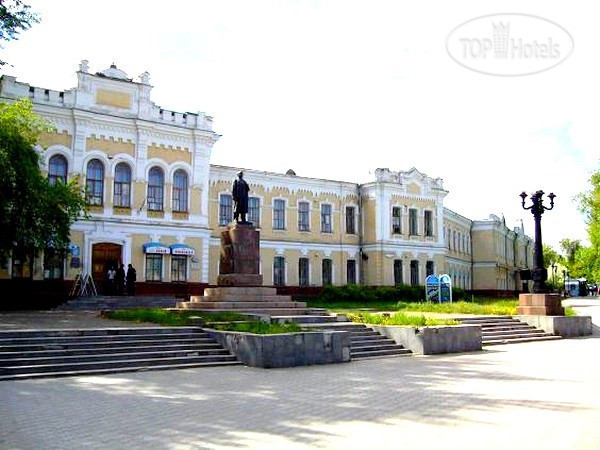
<box><xmin>232</xmin><ymin>171</ymin><xmax>250</xmax><ymax>223</ymax></box>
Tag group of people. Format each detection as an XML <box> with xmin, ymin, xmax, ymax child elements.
<box><xmin>106</xmin><ymin>263</ymin><xmax>136</xmax><ymax>296</ymax></box>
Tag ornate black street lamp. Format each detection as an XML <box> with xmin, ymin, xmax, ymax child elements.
<box><xmin>520</xmin><ymin>190</ymin><xmax>556</xmax><ymax>293</ymax></box>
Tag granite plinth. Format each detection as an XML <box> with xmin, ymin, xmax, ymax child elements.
<box><xmin>517</xmin><ymin>293</ymin><xmax>565</xmax><ymax>316</ymax></box>
<box><xmin>217</xmin><ymin>274</ymin><xmax>263</xmax><ymax>287</ymax></box>
<box><xmin>219</xmin><ymin>222</ymin><xmax>261</xmax><ymax>286</ymax></box>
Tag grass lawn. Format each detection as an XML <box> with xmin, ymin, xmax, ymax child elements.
<box><xmin>103</xmin><ymin>308</ymin><xmax>248</xmax><ymax>326</ymax></box>
<box><xmin>307</xmin><ymin>298</ymin><xmax>576</xmax><ymax>317</ymax></box>
<box><xmin>349</xmin><ymin>312</ymin><xmax>459</xmax><ymax>326</ymax></box>
<box><xmin>103</xmin><ymin>308</ymin><xmax>306</xmax><ymax>334</ymax></box>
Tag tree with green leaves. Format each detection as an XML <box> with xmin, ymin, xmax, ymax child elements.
<box><xmin>0</xmin><ymin>99</ymin><xmax>86</xmax><ymax>270</ymax></box>
<box><xmin>0</xmin><ymin>0</ymin><xmax>39</xmax><ymax>66</ymax></box>
<box><xmin>560</xmin><ymin>238</ymin><xmax>581</xmax><ymax>268</ymax></box>
<box><xmin>543</xmin><ymin>243</ymin><xmax>563</xmax><ymax>269</ymax></box>
<box><xmin>576</xmin><ymin>169</ymin><xmax>600</xmax><ymax>282</ymax></box>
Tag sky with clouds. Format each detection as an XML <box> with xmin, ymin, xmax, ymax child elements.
<box><xmin>1</xmin><ymin>0</ymin><xmax>597</xmax><ymax>250</ymax></box>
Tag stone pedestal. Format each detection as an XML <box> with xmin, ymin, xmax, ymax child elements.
<box><xmin>217</xmin><ymin>222</ymin><xmax>263</xmax><ymax>287</ymax></box>
<box><xmin>517</xmin><ymin>293</ymin><xmax>565</xmax><ymax>316</ymax></box>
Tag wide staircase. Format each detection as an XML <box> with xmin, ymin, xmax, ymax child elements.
<box><xmin>455</xmin><ymin>316</ymin><xmax>562</xmax><ymax>345</ymax></box>
<box><xmin>270</xmin><ymin>315</ymin><xmax>412</xmax><ymax>359</ymax></box>
<box><xmin>56</xmin><ymin>296</ymin><xmax>179</xmax><ymax>311</ymax></box>
<box><xmin>0</xmin><ymin>327</ymin><xmax>240</xmax><ymax>381</ymax></box>
<box><xmin>177</xmin><ymin>287</ymin><xmax>320</xmax><ymax>316</ymax></box>
<box><xmin>177</xmin><ymin>286</ymin><xmax>412</xmax><ymax>360</ymax></box>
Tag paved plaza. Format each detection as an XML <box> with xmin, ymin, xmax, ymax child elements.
<box><xmin>1</xmin><ymin>299</ymin><xmax>600</xmax><ymax>449</ymax></box>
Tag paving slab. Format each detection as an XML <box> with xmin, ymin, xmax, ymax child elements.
<box><xmin>1</xmin><ymin>321</ymin><xmax>599</xmax><ymax>449</ymax></box>
<box><xmin>1</xmin><ymin>301</ymin><xmax>599</xmax><ymax>449</ymax></box>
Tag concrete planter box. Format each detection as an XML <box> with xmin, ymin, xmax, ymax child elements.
<box><xmin>206</xmin><ymin>329</ymin><xmax>351</xmax><ymax>368</ymax></box>
<box><xmin>517</xmin><ymin>315</ymin><xmax>592</xmax><ymax>337</ymax></box>
<box><xmin>371</xmin><ymin>324</ymin><xmax>482</xmax><ymax>355</ymax></box>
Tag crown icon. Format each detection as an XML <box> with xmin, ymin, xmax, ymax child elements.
<box><xmin>492</xmin><ymin>22</ymin><xmax>510</xmax><ymax>59</ymax></box>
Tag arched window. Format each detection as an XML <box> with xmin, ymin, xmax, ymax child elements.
<box><xmin>172</xmin><ymin>169</ymin><xmax>188</xmax><ymax>212</ymax></box>
<box><xmin>113</xmin><ymin>163</ymin><xmax>131</xmax><ymax>207</ymax></box>
<box><xmin>48</xmin><ymin>155</ymin><xmax>67</xmax><ymax>186</ymax></box>
<box><xmin>85</xmin><ymin>159</ymin><xmax>104</xmax><ymax>205</ymax></box>
<box><xmin>148</xmin><ymin>167</ymin><xmax>164</xmax><ymax>211</ymax></box>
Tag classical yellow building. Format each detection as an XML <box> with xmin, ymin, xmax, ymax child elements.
<box><xmin>0</xmin><ymin>62</ymin><xmax>534</xmax><ymax>295</ymax></box>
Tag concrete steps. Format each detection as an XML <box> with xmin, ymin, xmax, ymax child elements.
<box><xmin>298</xmin><ymin>321</ymin><xmax>412</xmax><ymax>359</ymax></box>
<box><xmin>176</xmin><ymin>286</ymin><xmax>315</xmax><ymax>316</ymax></box>
<box><xmin>0</xmin><ymin>327</ymin><xmax>240</xmax><ymax>381</ymax></box>
<box><xmin>456</xmin><ymin>316</ymin><xmax>562</xmax><ymax>345</ymax></box>
<box><xmin>55</xmin><ymin>296</ymin><xmax>179</xmax><ymax>311</ymax></box>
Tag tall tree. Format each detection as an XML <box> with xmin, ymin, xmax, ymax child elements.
<box><xmin>560</xmin><ymin>238</ymin><xmax>581</xmax><ymax>267</ymax></box>
<box><xmin>0</xmin><ymin>0</ymin><xmax>39</xmax><ymax>66</ymax></box>
<box><xmin>576</xmin><ymin>169</ymin><xmax>600</xmax><ymax>282</ymax></box>
<box><xmin>543</xmin><ymin>243</ymin><xmax>563</xmax><ymax>269</ymax></box>
<box><xmin>0</xmin><ymin>99</ymin><xmax>86</xmax><ymax>266</ymax></box>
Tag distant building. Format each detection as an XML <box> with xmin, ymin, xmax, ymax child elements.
<box><xmin>0</xmin><ymin>62</ymin><xmax>533</xmax><ymax>297</ymax></box>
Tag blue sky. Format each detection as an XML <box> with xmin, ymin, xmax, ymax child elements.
<box><xmin>1</xmin><ymin>0</ymin><xmax>597</xmax><ymax>250</ymax></box>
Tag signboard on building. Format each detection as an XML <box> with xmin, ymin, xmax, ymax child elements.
<box><xmin>143</xmin><ymin>242</ymin><xmax>170</xmax><ymax>254</ymax></box>
<box><xmin>170</xmin><ymin>244</ymin><xmax>195</xmax><ymax>256</ymax></box>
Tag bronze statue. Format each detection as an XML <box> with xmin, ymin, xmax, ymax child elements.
<box><xmin>232</xmin><ymin>171</ymin><xmax>250</xmax><ymax>223</ymax></box>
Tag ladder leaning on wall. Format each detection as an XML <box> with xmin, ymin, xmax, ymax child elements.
<box><xmin>69</xmin><ymin>272</ymin><xmax>98</xmax><ymax>297</ymax></box>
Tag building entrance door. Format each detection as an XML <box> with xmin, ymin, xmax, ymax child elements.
<box><xmin>92</xmin><ymin>243</ymin><xmax>122</xmax><ymax>294</ymax></box>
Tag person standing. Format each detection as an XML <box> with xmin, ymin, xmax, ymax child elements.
<box><xmin>106</xmin><ymin>266</ymin><xmax>116</xmax><ymax>295</ymax></box>
<box><xmin>116</xmin><ymin>264</ymin><xmax>126</xmax><ymax>295</ymax></box>
<box><xmin>126</xmin><ymin>263</ymin><xmax>137</xmax><ymax>296</ymax></box>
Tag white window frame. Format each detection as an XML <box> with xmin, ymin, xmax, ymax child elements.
<box><xmin>272</xmin><ymin>198</ymin><xmax>287</xmax><ymax>231</ymax></box>
<box><xmin>320</xmin><ymin>202</ymin><xmax>333</xmax><ymax>234</ymax></box>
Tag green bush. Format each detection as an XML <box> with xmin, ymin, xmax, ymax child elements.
<box><xmin>317</xmin><ymin>284</ymin><xmax>425</xmax><ymax>303</ymax></box>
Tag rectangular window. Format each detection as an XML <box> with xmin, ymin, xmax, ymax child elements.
<box><xmin>219</xmin><ymin>194</ymin><xmax>232</xmax><ymax>226</ymax></box>
<box><xmin>274</xmin><ymin>256</ymin><xmax>285</xmax><ymax>286</ymax></box>
<box><xmin>86</xmin><ymin>180</ymin><xmax>103</xmax><ymax>205</ymax></box>
<box><xmin>171</xmin><ymin>255</ymin><xmax>187</xmax><ymax>282</ymax></box>
<box><xmin>410</xmin><ymin>260</ymin><xmax>419</xmax><ymax>286</ymax></box>
<box><xmin>172</xmin><ymin>186</ymin><xmax>188</xmax><ymax>213</ymax></box>
<box><xmin>248</xmin><ymin>197</ymin><xmax>260</xmax><ymax>226</ymax></box>
<box><xmin>145</xmin><ymin>254</ymin><xmax>162</xmax><ymax>281</ymax></box>
<box><xmin>299</xmin><ymin>257</ymin><xmax>309</xmax><ymax>286</ymax></box>
<box><xmin>11</xmin><ymin>247</ymin><xmax>29</xmax><ymax>279</ymax></box>
<box><xmin>298</xmin><ymin>201</ymin><xmax>310</xmax><ymax>231</ymax></box>
<box><xmin>392</xmin><ymin>207</ymin><xmax>402</xmax><ymax>234</ymax></box>
<box><xmin>321</xmin><ymin>204</ymin><xmax>332</xmax><ymax>233</ymax></box>
<box><xmin>346</xmin><ymin>260</ymin><xmax>356</xmax><ymax>284</ymax></box>
<box><xmin>113</xmin><ymin>181</ymin><xmax>130</xmax><ymax>208</ymax></box>
<box><xmin>409</xmin><ymin>208</ymin><xmax>418</xmax><ymax>235</ymax></box>
<box><xmin>426</xmin><ymin>261</ymin><xmax>434</xmax><ymax>277</ymax></box>
<box><xmin>345</xmin><ymin>206</ymin><xmax>356</xmax><ymax>234</ymax></box>
<box><xmin>424</xmin><ymin>210</ymin><xmax>433</xmax><ymax>237</ymax></box>
<box><xmin>273</xmin><ymin>199</ymin><xmax>285</xmax><ymax>230</ymax></box>
<box><xmin>43</xmin><ymin>248</ymin><xmax>64</xmax><ymax>280</ymax></box>
<box><xmin>393</xmin><ymin>260</ymin><xmax>403</xmax><ymax>285</ymax></box>
<box><xmin>322</xmin><ymin>259</ymin><xmax>332</xmax><ymax>285</ymax></box>
<box><xmin>148</xmin><ymin>185</ymin><xmax>163</xmax><ymax>211</ymax></box>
